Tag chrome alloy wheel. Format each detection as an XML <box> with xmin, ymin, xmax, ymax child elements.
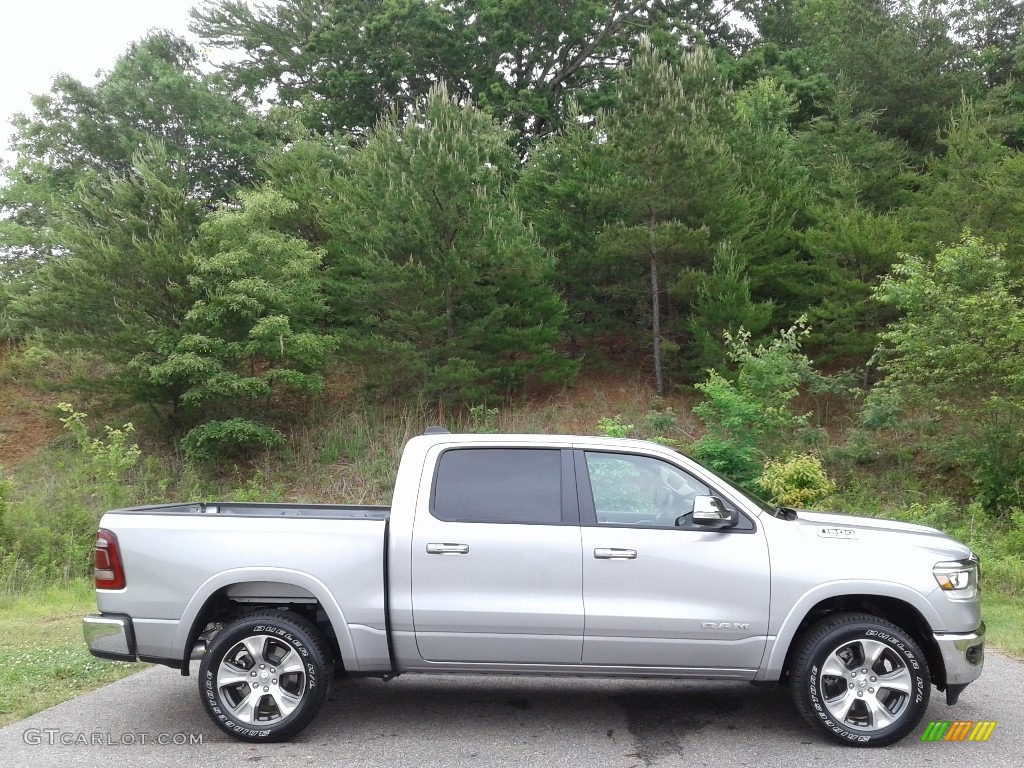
<box><xmin>214</xmin><ymin>634</ymin><xmax>308</xmax><ymax>725</ymax></box>
<box><xmin>817</xmin><ymin>637</ymin><xmax>914</xmax><ymax>731</ymax></box>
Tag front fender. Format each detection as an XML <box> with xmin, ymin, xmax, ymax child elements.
<box><xmin>757</xmin><ymin>579</ymin><xmax>943</xmax><ymax>681</ymax></box>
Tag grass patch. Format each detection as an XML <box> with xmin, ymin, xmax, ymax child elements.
<box><xmin>982</xmin><ymin>590</ymin><xmax>1024</xmax><ymax>660</ymax></box>
<box><xmin>0</xmin><ymin>579</ymin><xmax>143</xmax><ymax>727</ymax></box>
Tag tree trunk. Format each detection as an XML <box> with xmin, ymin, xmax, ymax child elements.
<box><xmin>444</xmin><ymin>285</ymin><xmax>455</xmax><ymax>340</ymax></box>
<box><xmin>649</xmin><ymin>209</ymin><xmax>664</xmax><ymax>395</ymax></box>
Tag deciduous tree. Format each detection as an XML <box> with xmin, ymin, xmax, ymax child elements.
<box><xmin>868</xmin><ymin>234</ymin><xmax>1024</xmax><ymax>513</ymax></box>
<box><xmin>191</xmin><ymin>0</ymin><xmax>753</xmax><ymax>152</ymax></box>
<box><xmin>143</xmin><ymin>189</ymin><xmax>333</xmax><ymax>458</ymax></box>
<box><xmin>0</xmin><ymin>32</ymin><xmax>267</xmax><ymax>280</ymax></box>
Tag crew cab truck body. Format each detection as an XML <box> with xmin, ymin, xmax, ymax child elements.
<box><xmin>84</xmin><ymin>432</ymin><xmax>985</xmax><ymax>746</ymax></box>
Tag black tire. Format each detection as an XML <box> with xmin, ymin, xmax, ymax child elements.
<box><xmin>199</xmin><ymin>611</ymin><xmax>333</xmax><ymax>742</ymax></box>
<box><xmin>790</xmin><ymin>612</ymin><xmax>930</xmax><ymax>747</ymax></box>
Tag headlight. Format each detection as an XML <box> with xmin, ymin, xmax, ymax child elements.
<box><xmin>933</xmin><ymin>557</ymin><xmax>979</xmax><ymax>599</ymax></box>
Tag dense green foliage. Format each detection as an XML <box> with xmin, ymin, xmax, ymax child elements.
<box><xmin>690</xmin><ymin>320</ymin><xmax>849</xmax><ymax>486</ymax></box>
<box><xmin>188</xmin><ymin>0</ymin><xmax>749</xmax><ymax>150</ymax></box>
<box><xmin>588</xmin><ymin>42</ymin><xmax>746</xmax><ymax>394</ymax></box>
<box><xmin>868</xmin><ymin>235</ymin><xmax>1024</xmax><ymax>514</ymax></box>
<box><xmin>5</xmin><ymin>142</ymin><xmax>203</xmax><ymax>405</ymax></box>
<box><xmin>324</xmin><ymin>85</ymin><xmax>575</xmax><ymax>399</ymax></box>
<box><xmin>147</xmin><ymin>189</ymin><xmax>334</xmax><ymax>457</ymax></box>
<box><xmin>0</xmin><ymin>0</ymin><xmax>1022</xmax><ymax>527</ymax></box>
<box><xmin>0</xmin><ymin>34</ymin><xmax>266</xmax><ymax>278</ymax></box>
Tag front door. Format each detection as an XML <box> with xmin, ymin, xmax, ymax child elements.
<box><xmin>578</xmin><ymin>450</ymin><xmax>770</xmax><ymax>673</ymax></box>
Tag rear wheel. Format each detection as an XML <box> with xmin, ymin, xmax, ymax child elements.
<box><xmin>790</xmin><ymin>612</ymin><xmax>930</xmax><ymax>747</ymax></box>
<box><xmin>199</xmin><ymin>611</ymin><xmax>332</xmax><ymax>742</ymax></box>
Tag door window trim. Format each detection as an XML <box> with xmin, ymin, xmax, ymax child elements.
<box><xmin>574</xmin><ymin>449</ymin><xmax>757</xmax><ymax>533</ymax></box>
<box><xmin>429</xmin><ymin>447</ymin><xmax>580</xmax><ymax>525</ymax></box>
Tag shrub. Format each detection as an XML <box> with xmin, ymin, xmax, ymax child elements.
<box><xmin>690</xmin><ymin>319</ymin><xmax>839</xmax><ymax>488</ymax></box>
<box><xmin>644</xmin><ymin>406</ymin><xmax>680</xmax><ymax>444</ymax></box>
<box><xmin>757</xmin><ymin>454</ymin><xmax>836</xmax><ymax>508</ymax></box>
<box><xmin>597</xmin><ymin>416</ymin><xmax>633</xmax><ymax>438</ymax></box>
<box><xmin>56</xmin><ymin>404</ymin><xmax>140</xmax><ymax>484</ymax></box>
<box><xmin>180</xmin><ymin>418</ymin><xmax>284</xmax><ymax>462</ymax></box>
<box><xmin>868</xmin><ymin>234</ymin><xmax>1024</xmax><ymax>515</ymax></box>
<box><xmin>468</xmin><ymin>405</ymin><xmax>500</xmax><ymax>434</ymax></box>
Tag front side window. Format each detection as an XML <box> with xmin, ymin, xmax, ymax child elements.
<box><xmin>585</xmin><ymin>452</ymin><xmax>710</xmax><ymax>528</ymax></box>
<box><xmin>432</xmin><ymin>448</ymin><xmax>562</xmax><ymax>524</ymax></box>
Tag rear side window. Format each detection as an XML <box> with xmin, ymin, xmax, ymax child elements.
<box><xmin>432</xmin><ymin>448</ymin><xmax>562</xmax><ymax>524</ymax></box>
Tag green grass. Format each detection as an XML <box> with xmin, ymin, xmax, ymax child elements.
<box><xmin>982</xmin><ymin>590</ymin><xmax>1024</xmax><ymax>659</ymax></box>
<box><xmin>0</xmin><ymin>579</ymin><xmax>143</xmax><ymax>727</ymax></box>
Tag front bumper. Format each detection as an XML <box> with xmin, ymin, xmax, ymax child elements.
<box><xmin>934</xmin><ymin>622</ymin><xmax>985</xmax><ymax>703</ymax></box>
<box><xmin>83</xmin><ymin>613</ymin><xmax>137</xmax><ymax>662</ymax></box>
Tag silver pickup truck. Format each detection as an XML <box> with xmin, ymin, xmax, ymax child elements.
<box><xmin>84</xmin><ymin>431</ymin><xmax>984</xmax><ymax>746</ymax></box>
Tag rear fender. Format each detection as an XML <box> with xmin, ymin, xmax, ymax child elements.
<box><xmin>171</xmin><ymin>567</ymin><xmax>359</xmax><ymax>670</ymax></box>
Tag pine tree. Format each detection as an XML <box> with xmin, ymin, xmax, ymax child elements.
<box><xmin>912</xmin><ymin>98</ymin><xmax>1024</xmax><ymax>273</ymax></box>
<box><xmin>323</xmin><ymin>85</ymin><xmax>575</xmax><ymax>400</ymax></box>
<box><xmin>6</xmin><ymin>141</ymin><xmax>202</xmax><ymax>408</ymax></box>
<box><xmin>677</xmin><ymin>244</ymin><xmax>774</xmax><ymax>377</ymax></box>
<box><xmin>592</xmin><ymin>40</ymin><xmax>747</xmax><ymax>393</ymax></box>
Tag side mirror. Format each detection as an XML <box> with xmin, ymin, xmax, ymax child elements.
<box><xmin>692</xmin><ymin>495</ymin><xmax>738</xmax><ymax>529</ymax></box>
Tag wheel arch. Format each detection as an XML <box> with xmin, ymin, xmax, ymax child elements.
<box><xmin>172</xmin><ymin>568</ymin><xmax>358</xmax><ymax>675</ymax></box>
<box><xmin>763</xmin><ymin>587</ymin><xmax>945</xmax><ymax>688</ymax></box>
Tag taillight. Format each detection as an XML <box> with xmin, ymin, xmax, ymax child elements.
<box><xmin>94</xmin><ymin>529</ymin><xmax>126</xmax><ymax>590</ymax></box>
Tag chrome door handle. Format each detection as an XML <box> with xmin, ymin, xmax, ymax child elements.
<box><xmin>594</xmin><ymin>548</ymin><xmax>637</xmax><ymax>560</ymax></box>
<box><xmin>426</xmin><ymin>543</ymin><xmax>470</xmax><ymax>555</ymax></box>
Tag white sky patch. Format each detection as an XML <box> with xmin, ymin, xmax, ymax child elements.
<box><xmin>0</xmin><ymin>0</ymin><xmax>212</xmax><ymax>168</ymax></box>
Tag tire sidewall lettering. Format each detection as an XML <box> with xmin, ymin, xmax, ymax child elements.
<box><xmin>199</xmin><ymin>614</ymin><xmax>329</xmax><ymax>742</ymax></box>
<box><xmin>791</xmin><ymin>615</ymin><xmax>930</xmax><ymax>747</ymax></box>
<box><xmin>812</xmin><ymin>627</ymin><xmax>924</xmax><ymax>741</ymax></box>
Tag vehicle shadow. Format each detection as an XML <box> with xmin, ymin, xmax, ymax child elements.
<box><xmin>305</xmin><ymin>674</ymin><xmax>813</xmax><ymax>761</ymax></box>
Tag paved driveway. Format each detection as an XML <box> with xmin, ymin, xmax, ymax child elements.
<box><xmin>1</xmin><ymin>651</ymin><xmax>1020</xmax><ymax>767</ymax></box>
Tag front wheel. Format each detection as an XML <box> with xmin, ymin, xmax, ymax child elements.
<box><xmin>790</xmin><ymin>613</ymin><xmax>930</xmax><ymax>747</ymax></box>
<box><xmin>199</xmin><ymin>611</ymin><xmax>332</xmax><ymax>742</ymax></box>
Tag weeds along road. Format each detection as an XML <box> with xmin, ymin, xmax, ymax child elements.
<box><xmin>1</xmin><ymin>650</ymin><xmax>1021</xmax><ymax>768</ymax></box>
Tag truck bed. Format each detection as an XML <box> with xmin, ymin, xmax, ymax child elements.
<box><xmin>96</xmin><ymin>502</ymin><xmax>393</xmax><ymax>673</ymax></box>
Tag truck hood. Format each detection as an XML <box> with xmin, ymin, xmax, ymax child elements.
<box><xmin>792</xmin><ymin>510</ymin><xmax>973</xmax><ymax>560</ymax></box>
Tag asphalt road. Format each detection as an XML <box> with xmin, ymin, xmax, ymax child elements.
<box><xmin>1</xmin><ymin>651</ymin><xmax>1021</xmax><ymax>768</ymax></box>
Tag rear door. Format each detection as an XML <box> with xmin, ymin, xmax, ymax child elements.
<box><xmin>410</xmin><ymin>445</ymin><xmax>584</xmax><ymax>664</ymax></box>
<box><xmin>578</xmin><ymin>449</ymin><xmax>770</xmax><ymax>674</ymax></box>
